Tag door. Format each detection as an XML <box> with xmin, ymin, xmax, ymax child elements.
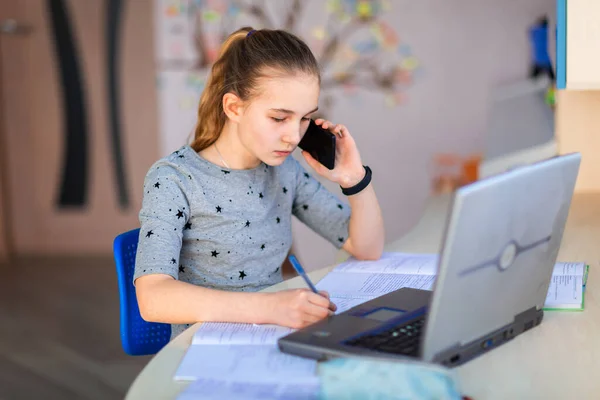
<box><xmin>0</xmin><ymin>0</ymin><xmax>160</xmax><ymax>255</ymax></box>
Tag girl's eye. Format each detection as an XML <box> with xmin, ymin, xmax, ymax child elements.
<box><xmin>301</xmin><ymin>117</ymin><xmax>310</xmax><ymax>122</ymax></box>
<box><xmin>271</xmin><ymin>117</ymin><xmax>285</xmax><ymax>123</ymax></box>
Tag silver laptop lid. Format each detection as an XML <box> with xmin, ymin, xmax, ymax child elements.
<box><xmin>421</xmin><ymin>153</ymin><xmax>581</xmax><ymax>362</ymax></box>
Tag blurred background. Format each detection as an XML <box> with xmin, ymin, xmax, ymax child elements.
<box><xmin>0</xmin><ymin>0</ymin><xmax>581</xmax><ymax>398</ymax></box>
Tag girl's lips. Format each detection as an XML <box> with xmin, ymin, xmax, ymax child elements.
<box><xmin>274</xmin><ymin>151</ymin><xmax>291</xmax><ymax>156</ymax></box>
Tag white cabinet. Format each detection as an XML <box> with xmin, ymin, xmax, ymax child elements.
<box><xmin>557</xmin><ymin>0</ymin><xmax>600</xmax><ymax>89</ymax></box>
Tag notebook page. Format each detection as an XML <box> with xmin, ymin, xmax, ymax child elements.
<box><xmin>317</xmin><ymin>271</ymin><xmax>436</xmax><ymax>298</ymax></box>
<box><xmin>333</xmin><ymin>252</ymin><xmax>438</xmax><ymax>275</ymax></box>
<box><xmin>330</xmin><ymin>295</ymin><xmax>375</xmax><ymax>314</ymax></box>
<box><xmin>174</xmin><ymin>344</ymin><xmax>318</xmax><ymax>382</ymax></box>
<box><xmin>192</xmin><ymin>322</ymin><xmax>292</xmax><ymax>345</ymax></box>
<box><xmin>177</xmin><ymin>377</ymin><xmax>320</xmax><ymax>400</ymax></box>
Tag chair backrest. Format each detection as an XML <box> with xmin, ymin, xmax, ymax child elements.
<box><xmin>113</xmin><ymin>228</ymin><xmax>171</xmax><ymax>356</ymax></box>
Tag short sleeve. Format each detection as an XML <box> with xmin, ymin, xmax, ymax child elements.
<box><xmin>290</xmin><ymin>159</ymin><xmax>351</xmax><ymax>249</ymax></box>
<box><xmin>134</xmin><ymin>161</ymin><xmax>194</xmax><ymax>284</ymax></box>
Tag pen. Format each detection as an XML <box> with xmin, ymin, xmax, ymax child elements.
<box><xmin>288</xmin><ymin>254</ymin><xmax>319</xmax><ymax>294</ymax></box>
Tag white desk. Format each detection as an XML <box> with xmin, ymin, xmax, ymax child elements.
<box><xmin>126</xmin><ymin>193</ymin><xmax>600</xmax><ymax>400</ymax></box>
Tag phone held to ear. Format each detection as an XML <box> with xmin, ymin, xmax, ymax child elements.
<box><xmin>298</xmin><ymin>120</ymin><xmax>336</xmax><ymax>170</ymax></box>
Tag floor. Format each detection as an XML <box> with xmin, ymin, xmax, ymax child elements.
<box><xmin>0</xmin><ymin>255</ymin><xmax>297</xmax><ymax>400</ymax></box>
<box><xmin>0</xmin><ymin>256</ymin><xmax>151</xmax><ymax>400</ymax></box>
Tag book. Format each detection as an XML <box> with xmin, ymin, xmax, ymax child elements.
<box><xmin>544</xmin><ymin>262</ymin><xmax>589</xmax><ymax>310</ymax></box>
<box><xmin>174</xmin><ymin>322</ymin><xmax>318</xmax><ymax>382</ymax></box>
<box><xmin>315</xmin><ymin>252</ymin><xmax>588</xmax><ymax>313</ymax></box>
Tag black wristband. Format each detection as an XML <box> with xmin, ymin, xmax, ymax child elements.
<box><xmin>341</xmin><ymin>166</ymin><xmax>372</xmax><ymax>196</ymax></box>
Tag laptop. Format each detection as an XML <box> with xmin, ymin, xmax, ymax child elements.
<box><xmin>278</xmin><ymin>153</ymin><xmax>581</xmax><ymax>367</ymax></box>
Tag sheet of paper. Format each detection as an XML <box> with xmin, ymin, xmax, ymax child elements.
<box><xmin>317</xmin><ymin>271</ymin><xmax>435</xmax><ymax>298</ymax></box>
<box><xmin>192</xmin><ymin>322</ymin><xmax>292</xmax><ymax>345</ymax></box>
<box><xmin>177</xmin><ymin>377</ymin><xmax>320</xmax><ymax>400</ymax></box>
<box><xmin>552</xmin><ymin>262</ymin><xmax>586</xmax><ymax>277</ymax></box>
<box><xmin>334</xmin><ymin>252</ymin><xmax>438</xmax><ymax>275</ymax></box>
<box><xmin>545</xmin><ymin>274</ymin><xmax>584</xmax><ymax>309</ymax></box>
<box><xmin>175</xmin><ymin>344</ymin><xmax>317</xmax><ymax>382</ymax></box>
<box><xmin>330</xmin><ymin>295</ymin><xmax>374</xmax><ymax>314</ymax></box>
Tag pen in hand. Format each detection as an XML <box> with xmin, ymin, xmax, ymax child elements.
<box><xmin>288</xmin><ymin>254</ymin><xmax>319</xmax><ymax>293</ymax></box>
<box><xmin>288</xmin><ymin>255</ymin><xmax>337</xmax><ymax>313</ymax></box>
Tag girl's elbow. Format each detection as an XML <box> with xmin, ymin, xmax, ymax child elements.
<box><xmin>135</xmin><ymin>286</ymin><xmax>161</xmax><ymax>323</ymax></box>
<box><xmin>136</xmin><ymin>293</ymin><xmax>154</xmax><ymax>322</ymax></box>
<box><xmin>354</xmin><ymin>246</ymin><xmax>383</xmax><ymax>261</ymax></box>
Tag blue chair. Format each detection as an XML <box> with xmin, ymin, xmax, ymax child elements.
<box><xmin>113</xmin><ymin>228</ymin><xmax>171</xmax><ymax>355</ymax></box>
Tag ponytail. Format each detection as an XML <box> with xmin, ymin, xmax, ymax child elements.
<box><xmin>190</xmin><ymin>27</ymin><xmax>250</xmax><ymax>152</ymax></box>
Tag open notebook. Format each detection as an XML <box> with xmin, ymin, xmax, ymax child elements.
<box><xmin>316</xmin><ymin>252</ymin><xmax>589</xmax><ymax>313</ymax></box>
<box><xmin>174</xmin><ymin>322</ymin><xmax>318</xmax><ymax>382</ymax></box>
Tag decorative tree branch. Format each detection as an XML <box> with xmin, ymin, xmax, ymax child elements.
<box><xmin>232</xmin><ymin>0</ymin><xmax>275</xmax><ymax>28</ymax></box>
<box><xmin>192</xmin><ymin>10</ymin><xmax>211</xmax><ymax>69</ymax></box>
<box><xmin>185</xmin><ymin>0</ymin><xmax>417</xmax><ymax>117</ymax></box>
<box><xmin>318</xmin><ymin>18</ymin><xmax>363</xmax><ymax>71</ymax></box>
<box><xmin>284</xmin><ymin>0</ymin><xmax>303</xmax><ymax>31</ymax></box>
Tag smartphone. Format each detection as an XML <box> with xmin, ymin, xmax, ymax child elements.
<box><xmin>298</xmin><ymin>119</ymin><xmax>336</xmax><ymax>170</ymax></box>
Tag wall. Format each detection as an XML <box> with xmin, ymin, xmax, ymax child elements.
<box><xmin>556</xmin><ymin>90</ymin><xmax>600</xmax><ymax>191</ymax></box>
<box><xmin>291</xmin><ymin>0</ymin><xmax>557</xmax><ymax>270</ymax></box>
<box><xmin>0</xmin><ymin>0</ymin><xmax>557</xmax><ymax>262</ymax></box>
<box><xmin>152</xmin><ymin>0</ymin><xmax>557</xmax><ymax>269</ymax></box>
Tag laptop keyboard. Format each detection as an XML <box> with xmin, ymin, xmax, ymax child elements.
<box><xmin>344</xmin><ymin>316</ymin><xmax>425</xmax><ymax>357</ymax></box>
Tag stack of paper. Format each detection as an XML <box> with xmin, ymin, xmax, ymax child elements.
<box><xmin>177</xmin><ymin>378</ymin><xmax>320</xmax><ymax>400</ymax></box>
<box><xmin>316</xmin><ymin>252</ymin><xmax>589</xmax><ymax>314</ymax></box>
<box><xmin>175</xmin><ymin>322</ymin><xmax>320</xmax><ymax>399</ymax></box>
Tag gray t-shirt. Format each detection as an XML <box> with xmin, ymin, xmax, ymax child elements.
<box><xmin>134</xmin><ymin>145</ymin><xmax>351</xmax><ymax>338</ymax></box>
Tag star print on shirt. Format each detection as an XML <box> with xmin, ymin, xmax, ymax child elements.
<box><xmin>245</xmin><ymin>220</ymin><xmax>250</xmax><ymax>227</ymax></box>
<box><xmin>239</xmin><ymin>270</ymin><xmax>246</xmax><ymax>280</ymax></box>
<box><xmin>338</xmin><ymin>237</ymin><xmax>344</xmax><ymax>243</ymax></box>
<box><xmin>179</xmin><ymin>265</ymin><xmax>185</xmax><ymax>273</ymax></box>
<box><xmin>261</xmin><ymin>244</ymin><xmax>265</xmax><ymax>250</ymax></box>
<box><xmin>338</xmin><ymin>204</ymin><xmax>343</xmax><ymax>209</ymax></box>
<box><xmin>211</xmin><ymin>250</ymin><xmax>219</xmax><ymax>257</ymax></box>
<box><xmin>145</xmin><ymin>230</ymin><xmax>154</xmax><ymax>238</ymax></box>
<box><xmin>276</xmin><ymin>217</ymin><xmax>280</xmax><ymax>224</ymax></box>
<box><xmin>216</xmin><ymin>206</ymin><xmax>222</xmax><ymax>213</ymax></box>
<box><xmin>171</xmin><ymin>258</ymin><xmax>176</xmax><ymax>264</ymax></box>
<box><xmin>302</xmin><ymin>205</ymin><xmax>309</xmax><ymax>210</ymax></box>
<box><xmin>176</xmin><ymin>210</ymin><xmax>184</xmax><ymax>219</ymax></box>
<box><xmin>153</xmin><ymin>182</ymin><xmax>160</xmax><ymax>189</ymax></box>
<box><xmin>282</xmin><ymin>187</ymin><xmax>288</xmax><ymax>194</ymax></box>
<box><xmin>221</xmin><ymin>170</ymin><xmax>230</xmax><ymax>174</ymax></box>
<box><xmin>259</xmin><ymin>192</ymin><xmax>263</xmax><ymax>199</ymax></box>
<box><xmin>184</xmin><ymin>222</ymin><xmax>192</xmax><ymax>230</ymax></box>
<box><xmin>304</xmin><ymin>173</ymin><xmax>310</xmax><ymax>178</ymax></box>
<box><xmin>178</xmin><ymin>154</ymin><xmax>184</xmax><ymax>158</ymax></box>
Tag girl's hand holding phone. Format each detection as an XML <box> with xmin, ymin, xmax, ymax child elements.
<box><xmin>301</xmin><ymin>119</ymin><xmax>366</xmax><ymax>189</ymax></box>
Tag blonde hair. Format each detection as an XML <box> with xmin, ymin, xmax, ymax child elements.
<box><xmin>190</xmin><ymin>27</ymin><xmax>320</xmax><ymax>152</ymax></box>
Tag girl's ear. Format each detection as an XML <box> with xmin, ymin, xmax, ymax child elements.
<box><xmin>222</xmin><ymin>92</ymin><xmax>245</xmax><ymax>123</ymax></box>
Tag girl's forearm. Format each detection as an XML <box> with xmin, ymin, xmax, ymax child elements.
<box><xmin>136</xmin><ymin>275</ymin><xmax>275</xmax><ymax>325</ymax></box>
<box><xmin>346</xmin><ymin>183</ymin><xmax>385</xmax><ymax>260</ymax></box>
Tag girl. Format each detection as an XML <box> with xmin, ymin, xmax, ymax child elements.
<box><xmin>134</xmin><ymin>27</ymin><xmax>384</xmax><ymax>339</ymax></box>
